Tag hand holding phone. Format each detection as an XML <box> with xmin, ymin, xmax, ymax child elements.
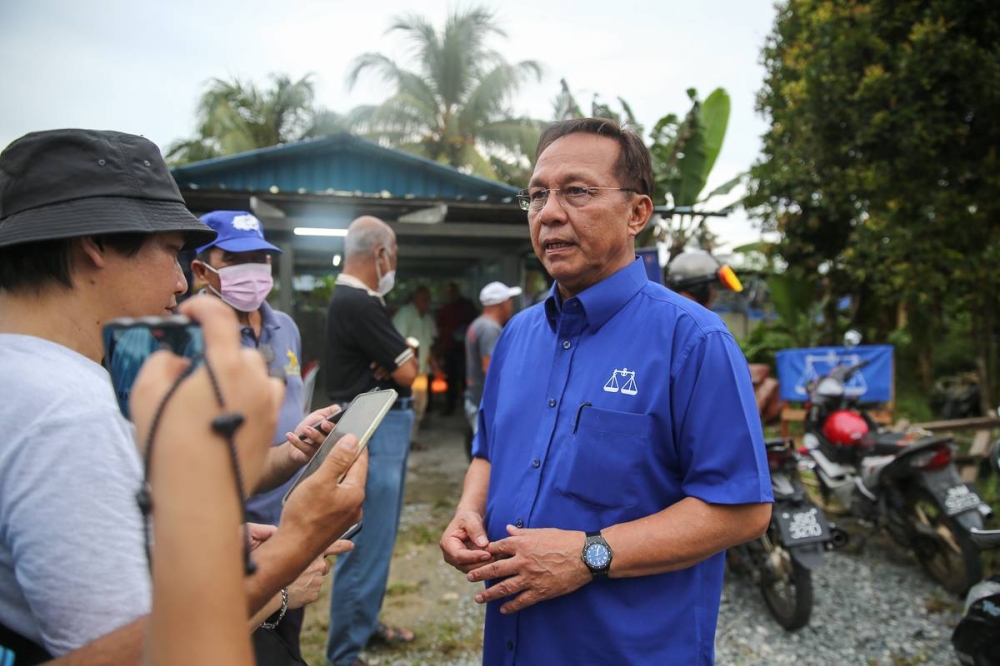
<box><xmin>282</xmin><ymin>389</ymin><xmax>397</xmax><ymax>504</ymax></box>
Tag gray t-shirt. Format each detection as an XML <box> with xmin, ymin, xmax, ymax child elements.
<box><xmin>464</xmin><ymin>315</ymin><xmax>503</xmax><ymax>407</ymax></box>
<box><xmin>0</xmin><ymin>335</ymin><xmax>150</xmax><ymax>655</ymax></box>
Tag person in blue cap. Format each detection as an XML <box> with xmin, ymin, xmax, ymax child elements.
<box><xmin>190</xmin><ymin>210</ymin><xmax>339</xmax><ymax>663</ymax></box>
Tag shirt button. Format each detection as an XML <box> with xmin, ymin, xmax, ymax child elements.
<box><xmin>562</xmin><ymin>340</ymin><xmax>571</xmax><ymax>349</ymax></box>
<box><xmin>515</xmin><ymin>519</ymin><xmax>524</xmax><ymax>528</ymax></box>
<box><xmin>532</xmin><ymin>459</ymin><xmax>540</xmax><ymax>468</ymax></box>
<box><xmin>507</xmin><ymin>641</ymin><xmax>514</xmax><ymax>651</ymax></box>
<box><xmin>548</xmin><ymin>398</ymin><xmax>556</xmax><ymax>407</ymax></box>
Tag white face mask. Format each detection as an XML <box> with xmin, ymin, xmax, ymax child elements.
<box><xmin>374</xmin><ymin>249</ymin><xmax>396</xmax><ymax>297</ymax></box>
<box><xmin>202</xmin><ymin>262</ymin><xmax>273</xmax><ymax>312</ymax></box>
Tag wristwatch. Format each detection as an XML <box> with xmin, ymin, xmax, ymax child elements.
<box><xmin>581</xmin><ymin>531</ymin><xmax>613</xmax><ymax>578</ymax></box>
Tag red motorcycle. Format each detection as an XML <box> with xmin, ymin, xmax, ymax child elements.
<box><xmin>801</xmin><ymin>353</ymin><xmax>991</xmax><ymax>595</ymax></box>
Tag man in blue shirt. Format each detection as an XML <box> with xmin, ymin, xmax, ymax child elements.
<box><xmin>440</xmin><ymin>118</ymin><xmax>773</xmax><ymax>665</ymax></box>
<box><xmin>191</xmin><ymin>210</ymin><xmax>335</xmax><ymax>661</ymax></box>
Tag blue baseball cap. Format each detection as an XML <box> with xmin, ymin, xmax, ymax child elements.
<box><xmin>195</xmin><ymin>210</ymin><xmax>282</xmax><ymax>255</ymax></box>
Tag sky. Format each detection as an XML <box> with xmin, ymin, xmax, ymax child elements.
<box><xmin>0</xmin><ymin>0</ymin><xmax>779</xmax><ymax>251</ymax></box>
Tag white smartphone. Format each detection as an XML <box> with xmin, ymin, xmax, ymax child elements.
<box><xmin>282</xmin><ymin>389</ymin><xmax>398</xmax><ymax>504</ymax></box>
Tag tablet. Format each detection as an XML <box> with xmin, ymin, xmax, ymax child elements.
<box><xmin>282</xmin><ymin>389</ymin><xmax>398</xmax><ymax>503</ymax></box>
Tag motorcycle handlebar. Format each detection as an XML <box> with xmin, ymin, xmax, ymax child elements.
<box><xmin>829</xmin><ymin>358</ymin><xmax>871</xmax><ymax>382</ymax></box>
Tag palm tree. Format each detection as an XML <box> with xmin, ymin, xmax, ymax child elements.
<box><xmin>345</xmin><ymin>6</ymin><xmax>543</xmax><ymax>180</ymax></box>
<box><xmin>167</xmin><ymin>74</ymin><xmax>344</xmax><ymax>165</ymax></box>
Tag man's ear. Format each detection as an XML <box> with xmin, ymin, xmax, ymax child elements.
<box><xmin>78</xmin><ymin>237</ymin><xmax>108</xmax><ymax>269</ymax></box>
<box><xmin>190</xmin><ymin>258</ymin><xmax>208</xmax><ymax>281</ymax></box>
<box><xmin>627</xmin><ymin>194</ymin><xmax>655</xmax><ymax>238</ymax></box>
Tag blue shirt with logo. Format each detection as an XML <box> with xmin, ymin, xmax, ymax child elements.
<box><xmin>243</xmin><ymin>300</ymin><xmax>305</xmax><ymax>526</ymax></box>
<box><xmin>472</xmin><ymin>258</ymin><xmax>772</xmax><ymax>666</ymax></box>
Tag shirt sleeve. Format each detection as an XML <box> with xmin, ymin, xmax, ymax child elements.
<box><xmin>4</xmin><ymin>410</ymin><xmax>150</xmax><ymax>655</ymax></box>
<box><xmin>670</xmin><ymin>330</ymin><xmax>773</xmax><ymax>506</ymax></box>
<box><xmin>478</xmin><ymin>323</ymin><xmax>502</xmax><ymax>360</ymax></box>
<box><xmin>353</xmin><ymin>295</ymin><xmax>413</xmax><ymax>370</ymax></box>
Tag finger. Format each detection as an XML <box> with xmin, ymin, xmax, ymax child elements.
<box><xmin>178</xmin><ymin>295</ymin><xmax>241</xmax><ymax>356</ymax></box>
<box><xmin>323</xmin><ymin>540</ymin><xmax>354</xmax><ymax>558</ymax></box>
<box><xmin>310</xmin><ymin>434</ymin><xmax>361</xmax><ymax>486</ymax></box>
<box><xmin>245</xmin><ymin>522</ymin><xmax>278</xmax><ymax>542</ymax></box>
<box><xmin>441</xmin><ymin>539</ymin><xmax>493</xmax><ymax>566</ymax></box>
<box><xmin>473</xmin><ymin>575</ymin><xmax>524</xmax><ymax>604</ymax></box>
<box><xmin>131</xmin><ymin>351</ymin><xmax>191</xmax><ymax>403</ymax></box>
<box><xmin>339</xmin><ymin>444</ymin><xmax>368</xmax><ymax>488</ymax></box>
<box><xmin>500</xmin><ymin>589</ymin><xmax>539</xmax><ymax>614</ymax></box>
<box><xmin>485</xmin><ymin>536</ymin><xmax>515</xmax><ymax>558</ymax></box>
<box><xmin>323</xmin><ymin>539</ymin><xmax>354</xmax><ymax>557</ymax></box>
<box><xmin>463</xmin><ymin>517</ymin><xmax>490</xmax><ymax>549</ymax></box>
<box><xmin>467</xmin><ymin>557</ymin><xmax>517</xmax><ymax>583</ymax></box>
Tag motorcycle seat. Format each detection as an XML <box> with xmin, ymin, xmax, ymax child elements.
<box><xmin>860</xmin><ymin>432</ymin><xmax>951</xmax><ymax>457</ymax></box>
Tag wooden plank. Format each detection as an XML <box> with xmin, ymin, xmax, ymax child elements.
<box><xmin>961</xmin><ymin>430</ymin><xmax>993</xmax><ymax>483</ymax></box>
<box><xmin>913</xmin><ymin>417</ymin><xmax>1000</xmax><ymax>432</ymax></box>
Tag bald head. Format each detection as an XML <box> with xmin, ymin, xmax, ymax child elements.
<box><xmin>344</xmin><ymin>216</ymin><xmax>394</xmax><ymax>257</ymax></box>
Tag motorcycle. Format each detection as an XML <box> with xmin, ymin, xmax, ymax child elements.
<box><xmin>729</xmin><ymin>437</ymin><xmax>848</xmax><ymax>630</ymax></box>
<box><xmin>952</xmin><ymin>439</ymin><xmax>1000</xmax><ymax>665</ymax></box>
<box><xmin>801</xmin><ymin>339</ymin><xmax>991</xmax><ymax>595</ymax></box>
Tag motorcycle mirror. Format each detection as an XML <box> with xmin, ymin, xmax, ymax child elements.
<box><xmin>843</xmin><ymin>329</ymin><xmax>862</xmax><ymax>348</ymax></box>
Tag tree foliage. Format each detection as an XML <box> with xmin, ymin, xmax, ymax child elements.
<box><xmin>345</xmin><ymin>6</ymin><xmax>543</xmax><ymax>182</ymax></box>
<box><xmin>748</xmin><ymin>0</ymin><xmax>1000</xmax><ymax>406</ymax></box>
<box><xmin>167</xmin><ymin>74</ymin><xmax>344</xmax><ymax>165</ymax></box>
<box><xmin>642</xmin><ymin>88</ymin><xmax>740</xmax><ymax>254</ymax></box>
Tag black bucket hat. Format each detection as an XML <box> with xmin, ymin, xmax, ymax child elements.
<box><xmin>0</xmin><ymin>129</ymin><xmax>216</xmax><ymax>249</ymax></box>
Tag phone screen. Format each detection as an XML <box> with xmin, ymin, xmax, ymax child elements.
<box><xmin>282</xmin><ymin>389</ymin><xmax>398</xmax><ymax>504</ymax></box>
<box><xmin>103</xmin><ymin>316</ymin><xmax>204</xmax><ymax>419</ymax></box>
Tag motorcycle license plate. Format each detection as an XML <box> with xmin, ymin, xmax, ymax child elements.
<box><xmin>775</xmin><ymin>506</ymin><xmax>831</xmax><ymax>546</ymax></box>
<box><xmin>938</xmin><ymin>483</ymin><xmax>983</xmax><ymax>517</ymax></box>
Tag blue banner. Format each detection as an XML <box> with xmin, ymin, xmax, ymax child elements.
<box><xmin>775</xmin><ymin>345</ymin><xmax>894</xmax><ymax>403</ymax></box>
<box><xmin>636</xmin><ymin>248</ymin><xmax>662</xmax><ymax>284</ymax></box>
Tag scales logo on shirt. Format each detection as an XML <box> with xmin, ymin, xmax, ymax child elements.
<box><xmin>603</xmin><ymin>367</ymin><xmax>638</xmax><ymax>396</ymax></box>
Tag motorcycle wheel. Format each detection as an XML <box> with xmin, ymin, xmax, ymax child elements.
<box><xmin>905</xmin><ymin>486</ymin><xmax>983</xmax><ymax>596</ymax></box>
<box><xmin>760</xmin><ymin>542</ymin><xmax>813</xmax><ymax>630</ymax></box>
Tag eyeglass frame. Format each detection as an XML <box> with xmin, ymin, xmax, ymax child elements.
<box><xmin>516</xmin><ymin>186</ymin><xmax>637</xmax><ymax>212</ymax></box>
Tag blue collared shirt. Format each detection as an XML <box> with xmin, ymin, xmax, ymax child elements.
<box><xmin>473</xmin><ymin>258</ymin><xmax>772</xmax><ymax>666</ymax></box>
<box><xmin>243</xmin><ymin>300</ymin><xmax>305</xmax><ymax>526</ymax></box>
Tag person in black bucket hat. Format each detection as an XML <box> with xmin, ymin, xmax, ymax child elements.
<box><xmin>0</xmin><ymin>129</ymin><xmax>368</xmax><ymax>665</ymax></box>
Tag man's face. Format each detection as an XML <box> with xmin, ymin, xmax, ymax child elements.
<box><xmin>413</xmin><ymin>289</ymin><xmax>431</xmax><ymax>314</ymax></box>
<box><xmin>527</xmin><ymin>133</ymin><xmax>650</xmax><ymax>298</ymax></box>
<box><xmin>105</xmin><ymin>232</ymin><xmax>189</xmax><ymax>317</ymax></box>
<box><xmin>191</xmin><ymin>247</ymin><xmax>271</xmax><ymax>294</ymax></box>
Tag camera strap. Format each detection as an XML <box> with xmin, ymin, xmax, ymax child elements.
<box><xmin>135</xmin><ymin>355</ymin><xmax>256</xmax><ymax>576</ymax></box>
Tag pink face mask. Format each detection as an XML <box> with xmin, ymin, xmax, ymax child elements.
<box><xmin>203</xmin><ymin>262</ymin><xmax>273</xmax><ymax>312</ymax></box>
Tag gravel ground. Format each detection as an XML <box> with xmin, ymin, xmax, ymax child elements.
<box><xmin>717</xmin><ymin>536</ymin><xmax>964</xmax><ymax>665</ymax></box>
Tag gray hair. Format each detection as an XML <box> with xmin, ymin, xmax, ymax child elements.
<box><xmin>344</xmin><ymin>216</ymin><xmax>394</xmax><ymax>257</ymax></box>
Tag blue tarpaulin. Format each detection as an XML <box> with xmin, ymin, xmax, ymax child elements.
<box><xmin>636</xmin><ymin>248</ymin><xmax>662</xmax><ymax>284</ymax></box>
<box><xmin>775</xmin><ymin>345</ymin><xmax>894</xmax><ymax>403</ymax></box>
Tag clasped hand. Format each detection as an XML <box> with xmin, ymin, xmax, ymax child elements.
<box><xmin>460</xmin><ymin>524</ymin><xmax>592</xmax><ymax>614</ymax></box>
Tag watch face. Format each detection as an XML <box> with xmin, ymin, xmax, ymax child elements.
<box><xmin>585</xmin><ymin>543</ymin><xmax>611</xmax><ymax>569</ymax></box>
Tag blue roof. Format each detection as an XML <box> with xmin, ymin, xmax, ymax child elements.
<box><xmin>170</xmin><ymin>133</ymin><xmax>519</xmax><ymax>200</ymax></box>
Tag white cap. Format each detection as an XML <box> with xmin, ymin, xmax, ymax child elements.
<box><xmin>479</xmin><ymin>281</ymin><xmax>523</xmax><ymax>306</ymax></box>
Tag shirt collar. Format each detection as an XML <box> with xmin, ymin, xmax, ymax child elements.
<box><xmin>257</xmin><ymin>299</ymin><xmax>280</xmax><ymax>336</ymax></box>
<box><xmin>336</xmin><ymin>273</ymin><xmax>384</xmax><ymax>304</ymax></box>
<box><xmin>544</xmin><ymin>258</ymin><xmax>648</xmax><ymax>332</ymax></box>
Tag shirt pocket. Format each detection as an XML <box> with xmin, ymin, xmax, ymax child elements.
<box><xmin>556</xmin><ymin>406</ymin><xmax>654</xmax><ymax>510</ymax></box>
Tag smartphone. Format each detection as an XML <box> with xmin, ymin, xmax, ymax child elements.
<box><xmin>103</xmin><ymin>315</ymin><xmax>204</xmax><ymax>419</ymax></box>
<box><xmin>282</xmin><ymin>388</ymin><xmax>398</xmax><ymax>503</ymax></box>
<box><xmin>339</xmin><ymin>521</ymin><xmax>364</xmax><ymax>541</ymax></box>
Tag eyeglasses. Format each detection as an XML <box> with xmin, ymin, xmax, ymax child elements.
<box><xmin>516</xmin><ymin>186</ymin><xmax>635</xmax><ymax>212</ymax></box>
